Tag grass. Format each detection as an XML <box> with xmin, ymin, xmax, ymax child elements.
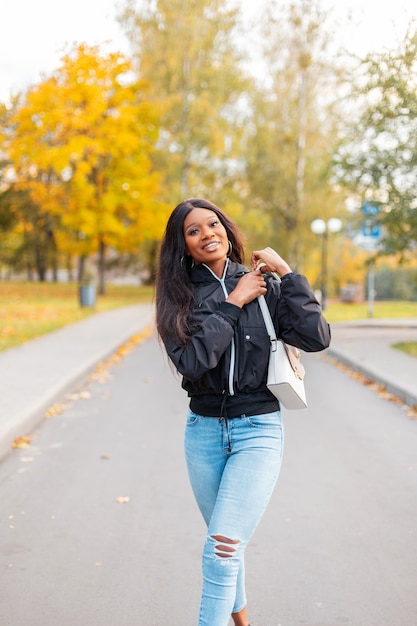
<box><xmin>324</xmin><ymin>300</ymin><xmax>417</xmax><ymax>358</ymax></box>
<box><xmin>0</xmin><ymin>282</ymin><xmax>416</xmax><ymax>354</ymax></box>
<box><xmin>0</xmin><ymin>281</ymin><xmax>154</xmax><ymax>352</ymax></box>
<box><xmin>323</xmin><ymin>300</ymin><xmax>417</xmax><ymax>323</ymax></box>
<box><xmin>391</xmin><ymin>342</ymin><xmax>417</xmax><ymax>358</ymax></box>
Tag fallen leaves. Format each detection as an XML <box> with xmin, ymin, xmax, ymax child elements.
<box><xmin>115</xmin><ymin>496</ymin><xmax>130</xmax><ymax>504</ymax></box>
<box><xmin>11</xmin><ymin>325</ymin><xmax>153</xmax><ymax>453</ymax></box>
<box><xmin>88</xmin><ymin>327</ymin><xmax>153</xmax><ymax>384</ymax></box>
<box><xmin>326</xmin><ymin>355</ymin><xmax>417</xmax><ymax>419</ymax></box>
<box><xmin>44</xmin><ymin>403</ymin><xmax>67</xmax><ymax>417</ymax></box>
<box><xmin>0</xmin><ymin>281</ymin><xmax>153</xmax><ymax>352</ymax></box>
<box><xmin>12</xmin><ymin>436</ymin><xmax>32</xmax><ymax>449</ymax></box>
<box><xmin>406</xmin><ymin>405</ymin><xmax>417</xmax><ymax>420</ymax></box>
<box><xmin>67</xmin><ymin>390</ymin><xmax>91</xmax><ymax>400</ymax></box>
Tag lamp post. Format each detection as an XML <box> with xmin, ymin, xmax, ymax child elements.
<box><xmin>310</xmin><ymin>218</ymin><xmax>342</xmax><ymax>310</ymax></box>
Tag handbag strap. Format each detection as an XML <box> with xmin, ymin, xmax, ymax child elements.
<box><xmin>258</xmin><ymin>295</ymin><xmax>277</xmax><ymax>343</ymax></box>
<box><xmin>258</xmin><ymin>295</ymin><xmax>305</xmax><ymax>378</ymax></box>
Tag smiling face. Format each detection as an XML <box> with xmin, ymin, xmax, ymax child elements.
<box><xmin>183</xmin><ymin>207</ymin><xmax>229</xmax><ymax>277</ymax></box>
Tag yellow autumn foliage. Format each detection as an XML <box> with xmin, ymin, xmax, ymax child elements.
<box><xmin>5</xmin><ymin>43</ymin><xmax>170</xmax><ymax>258</ymax></box>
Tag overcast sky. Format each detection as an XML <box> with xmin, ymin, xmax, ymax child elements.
<box><xmin>1</xmin><ymin>0</ymin><xmax>416</xmax><ymax>103</ymax></box>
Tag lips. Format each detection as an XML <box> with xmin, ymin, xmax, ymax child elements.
<box><xmin>203</xmin><ymin>241</ymin><xmax>221</xmax><ymax>251</ymax></box>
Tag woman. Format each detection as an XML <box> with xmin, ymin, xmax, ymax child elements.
<box><xmin>155</xmin><ymin>198</ymin><xmax>330</xmax><ymax>626</ymax></box>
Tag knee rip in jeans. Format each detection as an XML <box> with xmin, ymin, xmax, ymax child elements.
<box><xmin>211</xmin><ymin>534</ymin><xmax>239</xmax><ymax>559</ymax></box>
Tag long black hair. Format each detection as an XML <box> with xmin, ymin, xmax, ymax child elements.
<box><xmin>155</xmin><ymin>198</ymin><xmax>245</xmax><ymax>345</ymax></box>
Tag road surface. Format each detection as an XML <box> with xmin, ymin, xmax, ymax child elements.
<box><xmin>1</xmin><ymin>333</ymin><xmax>417</xmax><ymax>625</ymax></box>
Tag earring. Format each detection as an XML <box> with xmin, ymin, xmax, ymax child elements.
<box><xmin>227</xmin><ymin>240</ymin><xmax>232</xmax><ymax>257</ymax></box>
<box><xmin>180</xmin><ymin>255</ymin><xmax>195</xmax><ymax>269</ymax></box>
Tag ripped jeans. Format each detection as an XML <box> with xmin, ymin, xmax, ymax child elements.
<box><xmin>184</xmin><ymin>410</ymin><xmax>284</xmax><ymax>626</ymax></box>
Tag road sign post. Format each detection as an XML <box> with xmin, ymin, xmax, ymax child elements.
<box><xmin>360</xmin><ymin>202</ymin><xmax>381</xmax><ymax>317</ymax></box>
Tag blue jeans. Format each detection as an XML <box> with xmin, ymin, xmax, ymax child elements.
<box><xmin>184</xmin><ymin>410</ymin><xmax>284</xmax><ymax>626</ymax></box>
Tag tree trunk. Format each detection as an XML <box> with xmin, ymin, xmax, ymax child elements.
<box><xmin>98</xmin><ymin>239</ymin><xmax>106</xmax><ymax>296</ymax></box>
<box><xmin>77</xmin><ymin>255</ymin><xmax>86</xmax><ymax>283</ymax></box>
<box><xmin>66</xmin><ymin>254</ymin><xmax>74</xmax><ymax>282</ymax></box>
<box><xmin>35</xmin><ymin>246</ymin><xmax>47</xmax><ymax>281</ymax></box>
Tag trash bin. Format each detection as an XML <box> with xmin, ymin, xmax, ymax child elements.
<box><xmin>79</xmin><ymin>284</ymin><xmax>96</xmax><ymax>308</ymax></box>
<box><xmin>340</xmin><ymin>284</ymin><xmax>363</xmax><ymax>303</ymax></box>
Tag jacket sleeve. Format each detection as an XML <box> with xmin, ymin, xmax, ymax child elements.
<box><xmin>268</xmin><ymin>273</ymin><xmax>331</xmax><ymax>352</ymax></box>
<box><xmin>162</xmin><ymin>302</ymin><xmax>242</xmax><ymax>381</ymax></box>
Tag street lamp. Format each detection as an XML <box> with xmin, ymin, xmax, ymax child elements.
<box><xmin>311</xmin><ymin>218</ymin><xmax>343</xmax><ymax>310</ymax></box>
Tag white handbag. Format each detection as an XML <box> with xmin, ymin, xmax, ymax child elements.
<box><xmin>258</xmin><ymin>295</ymin><xmax>307</xmax><ymax>410</ymax></box>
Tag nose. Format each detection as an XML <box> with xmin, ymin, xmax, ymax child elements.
<box><xmin>201</xmin><ymin>224</ymin><xmax>214</xmax><ymax>238</ymax></box>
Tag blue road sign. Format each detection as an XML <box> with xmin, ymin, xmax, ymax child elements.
<box><xmin>357</xmin><ymin>202</ymin><xmax>382</xmax><ymax>250</ymax></box>
<box><xmin>361</xmin><ymin>201</ymin><xmax>380</xmax><ymax>216</ymax></box>
<box><xmin>361</xmin><ymin>219</ymin><xmax>381</xmax><ymax>238</ymax></box>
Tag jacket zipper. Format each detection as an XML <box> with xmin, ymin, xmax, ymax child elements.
<box><xmin>203</xmin><ymin>259</ymin><xmax>235</xmax><ymax>397</ymax></box>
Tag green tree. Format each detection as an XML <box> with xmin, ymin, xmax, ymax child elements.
<box><xmin>245</xmin><ymin>0</ymin><xmax>346</xmax><ymax>269</ymax></box>
<box><xmin>333</xmin><ymin>26</ymin><xmax>417</xmax><ymax>257</ymax></box>
<box><xmin>118</xmin><ymin>0</ymin><xmax>250</xmax><ymax>204</ymax></box>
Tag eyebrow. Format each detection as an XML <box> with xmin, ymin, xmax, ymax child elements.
<box><xmin>184</xmin><ymin>214</ymin><xmax>217</xmax><ymax>229</ymax></box>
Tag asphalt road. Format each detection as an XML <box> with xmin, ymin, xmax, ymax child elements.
<box><xmin>1</xmin><ymin>334</ymin><xmax>417</xmax><ymax>626</ymax></box>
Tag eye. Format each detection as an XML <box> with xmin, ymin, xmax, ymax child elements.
<box><xmin>210</xmin><ymin>220</ymin><xmax>219</xmax><ymax>227</ymax></box>
<box><xmin>187</xmin><ymin>227</ymin><xmax>199</xmax><ymax>236</ymax></box>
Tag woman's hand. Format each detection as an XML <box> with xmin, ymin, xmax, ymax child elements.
<box><xmin>226</xmin><ymin>270</ymin><xmax>267</xmax><ymax>308</ymax></box>
<box><xmin>251</xmin><ymin>247</ymin><xmax>292</xmax><ymax>277</ymax></box>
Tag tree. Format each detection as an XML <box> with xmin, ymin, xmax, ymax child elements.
<box><xmin>118</xmin><ymin>0</ymin><xmax>250</xmax><ymax>204</ymax></box>
<box><xmin>2</xmin><ymin>44</ymin><xmax>167</xmax><ymax>290</ymax></box>
<box><xmin>244</xmin><ymin>0</ymin><xmax>346</xmax><ymax>269</ymax></box>
<box><xmin>1</xmin><ymin>101</ymin><xmax>60</xmax><ymax>279</ymax></box>
<box><xmin>333</xmin><ymin>26</ymin><xmax>417</xmax><ymax>257</ymax></box>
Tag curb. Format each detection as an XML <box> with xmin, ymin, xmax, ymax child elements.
<box><xmin>0</xmin><ymin>305</ymin><xmax>155</xmax><ymax>462</ymax></box>
<box><xmin>327</xmin><ymin>347</ymin><xmax>417</xmax><ymax>409</ymax></box>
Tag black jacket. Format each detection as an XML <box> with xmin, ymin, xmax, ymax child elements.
<box><xmin>163</xmin><ymin>260</ymin><xmax>331</xmax><ymax>417</ymax></box>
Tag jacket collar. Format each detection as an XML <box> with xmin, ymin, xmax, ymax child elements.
<box><xmin>190</xmin><ymin>259</ymin><xmax>248</xmax><ymax>284</ymax></box>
